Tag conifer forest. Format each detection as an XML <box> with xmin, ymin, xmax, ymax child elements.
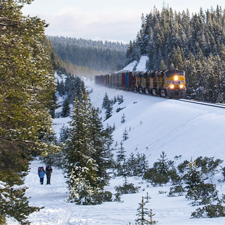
<box><xmin>126</xmin><ymin>6</ymin><xmax>225</xmax><ymax>102</ymax></box>
<box><xmin>2</xmin><ymin>0</ymin><xmax>225</xmax><ymax>224</ymax></box>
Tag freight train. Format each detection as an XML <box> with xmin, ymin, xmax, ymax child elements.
<box><xmin>95</xmin><ymin>69</ymin><xmax>186</xmax><ymax>98</ymax></box>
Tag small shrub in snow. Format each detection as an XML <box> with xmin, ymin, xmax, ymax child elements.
<box><xmin>158</xmin><ymin>190</ymin><xmax>167</xmax><ymax>194</ymax></box>
<box><xmin>143</xmin><ymin>152</ymin><xmax>172</xmax><ymax>186</ymax></box>
<box><xmin>168</xmin><ymin>185</ymin><xmax>185</xmax><ymax>197</ymax></box>
<box><xmin>115</xmin><ymin>183</ymin><xmax>140</xmax><ymax>194</ymax></box>
<box><xmin>115</xmin><ymin>177</ymin><xmax>140</xmax><ymax>194</ymax></box>
<box><xmin>113</xmin><ymin>192</ymin><xmax>122</xmax><ymax>202</ymax></box>
<box><xmin>121</xmin><ymin>113</ymin><xmax>126</xmax><ymax>123</ymax></box>
<box><xmin>191</xmin><ymin>202</ymin><xmax>225</xmax><ymax>218</ymax></box>
<box><xmin>168</xmin><ymin>168</ymin><xmax>181</xmax><ymax>185</ymax></box>
<box><xmin>186</xmin><ymin>183</ymin><xmax>218</xmax><ymax>206</ymax></box>
<box><xmin>123</xmin><ymin>128</ymin><xmax>129</xmax><ymax>141</ymax></box>
<box><xmin>116</xmin><ymin>107</ymin><xmax>124</xmax><ymax>113</ymax></box>
<box><xmin>117</xmin><ymin>95</ymin><xmax>124</xmax><ymax>104</ymax></box>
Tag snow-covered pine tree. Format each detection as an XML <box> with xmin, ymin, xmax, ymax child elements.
<box><xmin>0</xmin><ymin>0</ymin><xmax>59</xmax><ymax>222</ymax></box>
<box><xmin>116</xmin><ymin>141</ymin><xmax>126</xmax><ymax>164</ymax></box>
<box><xmin>61</xmin><ymin>97</ymin><xmax>70</xmax><ymax>117</ymax></box>
<box><xmin>121</xmin><ymin>113</ymin><xmax>126</xmax><ymax>123</ymax></box>
<box><xmin>0</xmin><ymin>181</ymin><xmax>40</xmax><ymax>224</ymax></box>
<box><xmin>102</xmin><ymin>92</ymin><xmax>110</xmax><ymax>109</ymax></box>
<box><xmin>63</xmin><ymin>91</ymin><xmax>99</xmax><ymax>204</ymax></box>
<box><xmin>117</xmin><ymin>94</ymin><xmax>124</xmax><ymax>104</ymax></box>
<box><xmin>105</xmin><ymin>101</ymin><xmax>113</xmax><ymax>120</ymax></box>
<box><xmin>159</xmin><ymin>59</ymin><xmax>167</xmax><ymax>71</ymax></box>
<box><xmin>67</xmin><ymin>166</ymin><xmax>101</xmax><ymax>205</ymax></box>
<box><xmin>135</xmin><ymin>196</ymin><xmax>157</xmax><ymax>225</ymax></box>
<box><xmin>58</xmin><ymin>80</ymin><xmax>65</xmax><ymax>96</ymax></box>
<box><xmin>59</xmin><ymin>123</ymin><xmax>69</xmax><ymax>143</ymax></box>
<box><xmin>123</xmin><ymin>128</ymin><xmax>129</xmax><ymax>141</ymax></box>
<box><xmin>89</xmin><ymin>106</ymin><xmax>112</xmax><ymax>188</ymax></box>
<box><xmin>65</xmin><ymin>75</ymin><xmax>85</xmax><ymax>104</ymax></box>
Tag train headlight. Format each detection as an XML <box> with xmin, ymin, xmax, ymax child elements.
<box><xmin>169</xmin><ymin>84</ymin><xmax>175</xmax><ymax>89</ymax></box>
<box><xmin>174</xmin><ymin>75</ymin><xmax>178</xmax><ymax>81</ymax></box>
<box><xmin>180</xmin><ymin>84</ymin><xmax>184</xmax><ymax>89</ymax></box>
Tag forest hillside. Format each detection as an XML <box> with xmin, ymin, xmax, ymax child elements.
<box><xmin>126</xmin><ymin>5</ymin><xmax>225</xmax><ymax>102</ymax></box>
<box><xmin>49</xmin><ymin>36</ymin><xmax>128</xmax><ymax>78</ymax></box>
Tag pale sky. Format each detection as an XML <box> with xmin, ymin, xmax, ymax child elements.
<box><xmin>22</xmin><ymin>0</ymin><xmax>225</xmax><ymax>43</ymax></box>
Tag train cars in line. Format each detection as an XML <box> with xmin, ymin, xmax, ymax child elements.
<box><xmin>95</xmin><ymin>69</ymin><xmax>186</xmax><ymax>98</ymax></box>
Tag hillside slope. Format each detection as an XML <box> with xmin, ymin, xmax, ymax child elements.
<box><xmin>87</xmin><ymin>81</ymin><xmax>225</xmax><ymax>164</ymax></box>
<box><xmin>9</xmin><ymin>78</ymin><xmax>225</xmax><ymax>225</ymax></box>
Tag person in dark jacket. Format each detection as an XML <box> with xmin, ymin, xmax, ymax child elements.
<box><xmin>46</xmin><ymin>165</ymin><xmax>53</xmax><ymax>185</ymax></box>
<box><xmin>38</xmin><ymin>167</ymin><xmax>45</xmax><ymax>185</ymax></box>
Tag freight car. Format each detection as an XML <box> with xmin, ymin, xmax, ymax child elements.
<box><xmin>95</xmin><ymin>69</ymin><xmax>186</xmax><ymax>98</ymax></box>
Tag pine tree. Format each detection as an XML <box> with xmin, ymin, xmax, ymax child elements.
<box><xmin>123</xmin><ymin>128</ymin><xmax>129</xmax><ymax>141</ymax></box>
<box><xmin>61</xmin><ymin>97</ymin><xmax>70</xmax><ymax>117</ymax></box>
<box><xmin>89</xmin><ymin>106</ymin><xmax>112</xmax><ymax>188</ymax></box>
<box><xmin>67</xmin><ymin>167</ymin><xmax>101</xmax><ymax>205</ymax></box>
<box><xmin>135</xmin><ymin>196</ymin><xmax>157</xmax><ymax>225</ymax></box>
<box><xmin>63</xmin><ymin>91</ymin><xmax>99</xmax><ymax>204</ymax></box>
<box><xmin>0</xmin><ymin>0</ymin><xmax>59</xmax><ymax>223</ymax></box>
<box><xmin>116</xmin><ymin>141</ymin><xmax>126</xmax><ymax>164</ymax></box>
<box><xmin>0</xmin><ymin>181</ymin><xmax>40</xmax><ymax>224</ymax></box>
<box><xmin>102</xmin><ymin>92</ymin><xmax>110</xmax><ymax>109</ymax></box>
<box><xmin>159</xmin><ymin>59</ymin><xmax>167</xmax><ymax>71</ymax></box>
<box><xmin>59</xmin><ymin>123</ymin><xmax>69</xmax><ymax>143</ymax></box>
<box><xmin>121</xmin><ymin>113</ymin><xmax>126</xmax><ymax>123</ymax></box>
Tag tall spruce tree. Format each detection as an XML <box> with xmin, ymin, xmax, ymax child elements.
<box><xmin>63</xmin><ymin>91</ymin><xmax>97</xmax><ymax>184</ymax></box>
<box><xmin>63</xmin><ymin>91</ymin><xmax>112</xmax><ymax>204</ymax></box>
<box><xmin>89</xmin><ymin>106</ymin><xmax>112</xmax><ymax>188</ymax></box>
<box><xmin>61</xmin><ymin>97</ymin><xmax>70</xmax><ymax>117</ymax></box>
<box><xmin>0</xmin><ymin>0</ymin><xmax>59</xmax><ymax>223</ymax></box>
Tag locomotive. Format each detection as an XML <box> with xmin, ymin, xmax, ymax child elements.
<box><xmin>95</xmin><ymin>69</ymin><xmax>186</xmax><ymax>98</ymax></box>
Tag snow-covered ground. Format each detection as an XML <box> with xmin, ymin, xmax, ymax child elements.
<box><xmin>7</xmin><ymin>61</ymin><xmax>225</xmax><ymax>224</ymax></box>
<box><xmin>119</xmin><ymin>55</ymin><xmax>148</xmax><ymax>72</ymax></box>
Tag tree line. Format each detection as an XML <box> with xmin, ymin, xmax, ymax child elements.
<box><xmin>49</xmin><ymin>36</ymin><xmax>127</xmax><ymax>77</ymax></box>
<box><xmin>0</xmin><ymin>0</ymin><xmax>60</xmax><ymax>224</ymax></box>
<box><xmin>126</xmin><ymin>5</ymin><xmax>225</xmax><ymax>102</ymax></box>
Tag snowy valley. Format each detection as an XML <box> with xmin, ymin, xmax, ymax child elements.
<box><xmin>8</xmin><ymin>73</ymin><xmax>225</xmax><ymax>224</ymax></box>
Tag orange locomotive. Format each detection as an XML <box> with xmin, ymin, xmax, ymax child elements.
<box><xmin>95</xmin><ymin>69</ymin><xmax>186</xmax><ymax>99</ymax></box>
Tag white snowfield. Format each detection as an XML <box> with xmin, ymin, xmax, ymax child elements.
<box><xmin>8</xmin><ymin>77</ymin><xmax>225</xmax><ymax>224</ymax></box>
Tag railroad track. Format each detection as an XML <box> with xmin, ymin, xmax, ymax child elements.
<box><xmin>179</xmin><ymin>99</ymin><xmax>225</xmax><ymax>109</ymax></box>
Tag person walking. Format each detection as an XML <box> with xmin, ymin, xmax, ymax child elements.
<box><xmin>46</xmin><ymin>165</ymin><xmax>53</xmax><ymax>185</ymax></box>
<box><xmin>38</xmin><ymin>167</ymin><xmax>45</xmax><ymax>185</ymax></box>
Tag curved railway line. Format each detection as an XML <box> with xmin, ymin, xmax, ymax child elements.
<box><xmin>178</xmin><ymin>99</ymin><xmax>225</xmax><ymax>109</ymax></box>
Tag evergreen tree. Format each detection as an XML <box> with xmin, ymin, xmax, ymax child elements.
<box><xmin>63</xmin><ymin>92</ymin><xmax>99</xmax><ymax>204</ymax></box>
<box><xmin>123</xmin><ymin>128</ymin><xmax>129</xmax><ymax>141</ymax></box>
<box><xmin>59</xmin><ymin>123</ymin><xmax>69</xmax><ymax>143</ymax></box>
<box><xmin>143</xmin><ymin>152</ymin><xmax>171</xmax><ymax>186</ymax></box>
<box><xmin>61</xmin><ymin>97</ymin><xmax>70</xmax><ymax>117</ymax></box>
<box><xmin>102</xmin><ymin>93</ymin><xmax>110</xmax><ymax>109</ymax></box>
<box><xmin>89</xmin><ymin>106</ymin><xmax>113</xmax><ymax>188</ymax></box>
<box><xmin>58</xmin><ymin>80</ymin><xmax>65</xmax><ymax>96</ymax></box>
<box><xmin>105</xmin><ymin>101</ymin><xmax>113</xmax><ymax>120</ymax></box>
<box><xmin>135</xmin><ymin>196</ymin><xmax>157</xmax><ymax>225</ymax></box>
<box><xmin>159</xmin><ymin>59</ymin><xmax>167</xmax><ymax>71</ymax></box>
<box><xmin>0</xmin><ymin>181</ymin><xmax>40</xmax><ymax>225</ymax></box>
<box><xmin>121</xmin><ymin>113</ymin><xmax>126</xmax><ymax>123</ymax></box>
<box><xmin>0</xmin><ymin>0</ymin><xmax>59</xmax><ymax>222</ymax></box>
<box><xmin>116</xmin><ymin>141</ymin><xmax>126</xmax><ymax>164</ymax></box>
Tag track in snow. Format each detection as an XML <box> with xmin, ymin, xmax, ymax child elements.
<box><xmin>179</xmin><ymin>99</ymin><xmax>225</xmax><ymax>109</ymax></box>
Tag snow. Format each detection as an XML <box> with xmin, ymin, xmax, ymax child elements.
<box><xmin>121</xmin><ymin>60</ymin><xmax>137</xmax><ymax>71</ymax></box>
<box><xmin>7</xmin><ymin>65</ymin><xmax>225</xmax><ymax>224</ymax></box>
<box><xmin>119</xmin><ymin>55</ymin><xmax>148</xmax><ymax>72</ymax></box>
<box><xmin>135</xmin><ymin>55</ymin><xmax>148</xmax><ymax>71</ymax></box>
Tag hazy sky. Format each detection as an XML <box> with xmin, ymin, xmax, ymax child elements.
<box><xmin>22</xmin><ymin>0</ymin><xmax>225</xmax><ymax>43</ymax></box>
